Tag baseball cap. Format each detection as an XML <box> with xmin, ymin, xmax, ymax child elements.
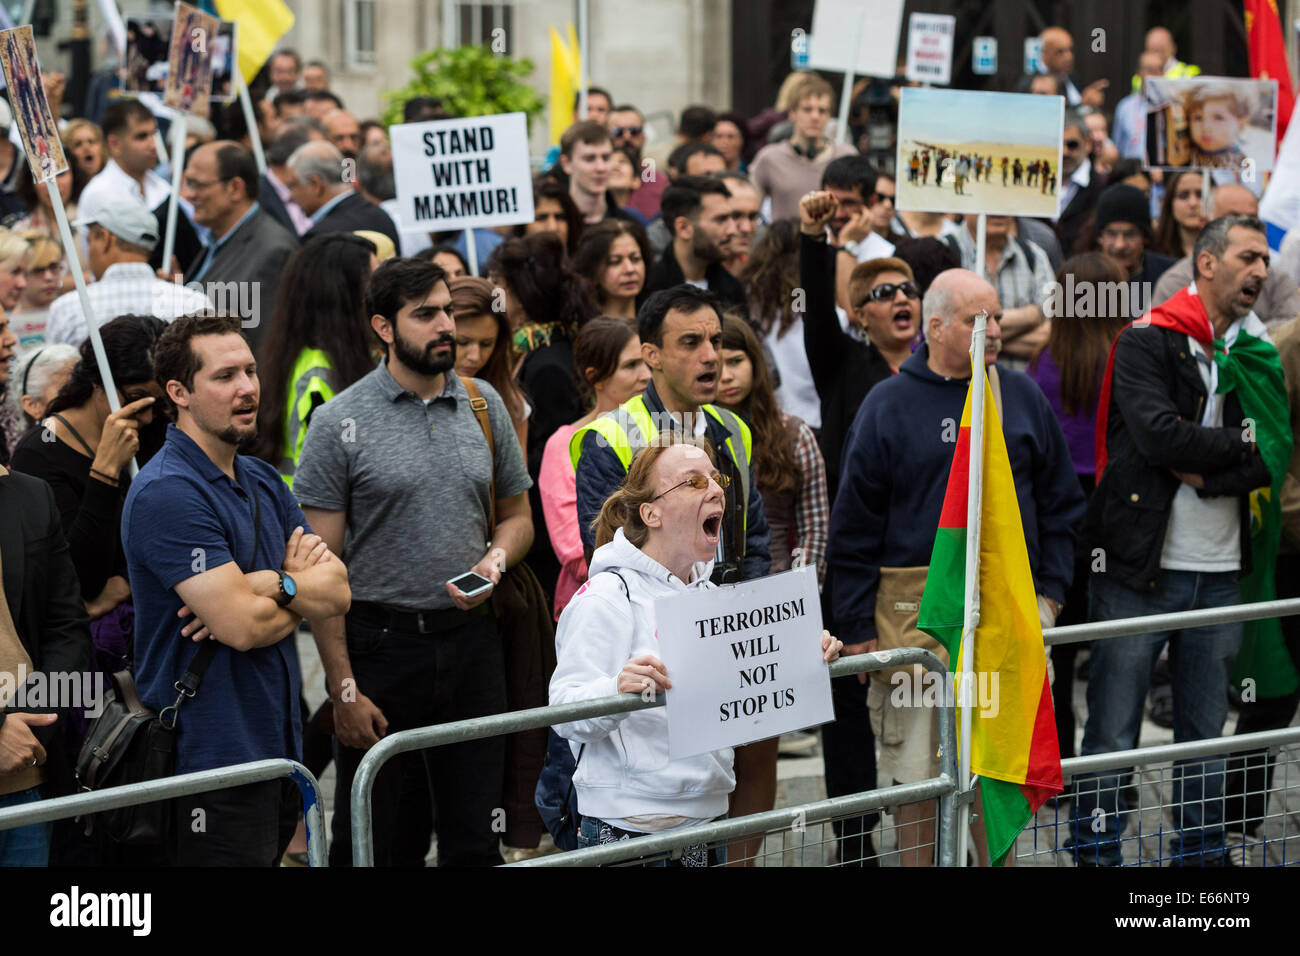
<box><xmin>73</xmin><ymin>200</ymin><xmax>160</xmax><ymax>251</ymax></box>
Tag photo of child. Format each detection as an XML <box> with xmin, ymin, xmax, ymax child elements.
<box><xmin>1143</xmin><ymin>76</ymin><xmax>1277</xmax><ymax>172</ymax></box>
<box><xmin>0</xmin><ymin>25</ymin><xmax>68</xmax><ymax>184</ymax></box>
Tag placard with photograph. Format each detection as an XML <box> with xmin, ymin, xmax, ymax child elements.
<box><xmin>123</xmin><ymin>16</ymin><xmax>171</xmax><ymax>95</ymax></box>
<box><xmin>163</xmin><ymin>2</ymin><xmax>219</xmax><ymax>117</ymax></box>
<box><xmin>895</xmin><ymin>87</ymin><xmax>1064</xmax><ymax>219</ymax></box>
<box><xmin>1143</xmin><ymin>75</ymin><xmax>1277</xmax><ymax>172</ymax></box>
<box><xmin>0</xmin><ymin>25</ymin><xmax>67</xmax><ymax>183</ymax></box>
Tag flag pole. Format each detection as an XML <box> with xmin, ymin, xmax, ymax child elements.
<box><xmin>49</xmin><ymin>184</ymin><xmax>138</xmax><ymax>478</ymax></box>
<box><xmin>162</xmin><ymin>114</ymin><xmax>188</xmax><ymax>278</ymax></box>
<box><xmin>235</xmin><ymin>71</ymin><xmax>266</xmax><ymax>175</ymax></box>
<box><xmin>465</xmin><ymin>227</ymin><xmax>479</xmax><ymax>277</ymax></box>
<box><xmin>836</xmin><ymin>11</ymin><xmax>864</xmax><ymax>146</ymax></box>
<box><xmin>973</xmin><ymin>212</ymin><xmax>987</xmax><ymax>280</ymax></box>
<box><xmin>956</xmin><ymin>308</ymin><xmax>989</xmax><ymax>867</ymax></box>
<box><xmin>577</xmin><ymin>0</ymin><xmax>590</xmax><ymax>119</ymax></box>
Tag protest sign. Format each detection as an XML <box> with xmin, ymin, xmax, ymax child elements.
<box><xmin>124</xmin><ymin>14</ymin><xmax>235</xmax><ymax>103</ymax></box>
<box><xmin>163</xmin><ymin>2</ymin><xmax>219</xmax><ymax>117</ymax></box>
<box><xmin>0</xmin><ymin>25</ymin><xmax>66</xmax><ymax>183</ymax></box>
<box><xmin>906</xmin><ymin>13</ymin><xmax>955</xmax><ymax>86</ymax></box>
<box><xmin>655</xmin><ymin>567</ymin><xmax>833</xmax><ymax>760</ymax></box>
<box><xmin>896</xmin><ymin>87</ymin><xmax>1063</xmax><ymax>219</ymax></box>
<box><xmin>1143</xmin><ymin>75</ymin><xmax>1277</xmax><ymax>173</ymax></box>
<box><xmin>391</xmin><ymin>112</ymin><xmax>535</xmax><ymax>234</ymax></box>
<box><xmin>807</xmin><ymin>0</ymin><xmax>904</xmax><ymax>79</ymax></box>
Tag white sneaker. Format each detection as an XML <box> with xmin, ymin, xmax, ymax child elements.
<box><xmin>1223</xmin><ymin>836</ymin><xmax>1261</xmax><ymax>867</ymax></box>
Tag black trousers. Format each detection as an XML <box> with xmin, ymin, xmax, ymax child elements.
<box><xmin>329</xmin><ymin>607</ymin><xmax>507</xmax><ymax>867</ymax></box>
<box><xmin>171</xmin><ymin>779</ymin><xmax>300</xmax><ymax>866</ymax></box>
<box><xmin>1223</xmin><ymin>553</ymin><xmax>1300</xmax><ymax>837</ymax></box>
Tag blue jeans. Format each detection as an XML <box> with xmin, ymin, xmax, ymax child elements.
<box><xmin>0</xmin><ymin>787</ymin><xmax>51</xmax><ymax>867</ymax></box>
<box><xmin>577</xmin><ymin>815</ymin><xmax>727</xmax><ymax>867</ymax></box>
<box><xmin>1067</xmin><ymin>571</ymin><xmax>1241</xmax><ymax>865</ymax></box>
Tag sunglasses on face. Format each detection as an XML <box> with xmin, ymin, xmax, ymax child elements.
<box><xmin>861</xmin><ymin>281</ymin><xmax>920</xmax><ymax>305</ymax></box>
<box><xmin>1064</xmin><ymin>138</ymin><xmax>1083</xmax><ymax>150</ymax></box>
<box><xmin>653</xmin><ymin>470</ymin><xmax>730</xmax><ymax>500</ymax></box>
<box><xmin>610</xmin><ymin>126</ymin><xmax>643</xmax><ymax>137</ymax></box>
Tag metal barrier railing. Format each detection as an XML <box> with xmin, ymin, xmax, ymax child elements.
<box><xmin>0</xmin><ymin>759</ymin><xmax>327</xmax><ymax>867</ymax></box>
<box><xmin>1017</xmin><ymin>727</ymin><xmax>1300</xmax><ymax>866</ymax></box>
<box><xmin>351</xmin><ymin>646</ymin><xmax>961</xmax><ymax>867</ymax></box>
<box><xmin>1042</xmin><ymin>597</ymin><xmax>1300</xmax><ymax>646</ymax></box>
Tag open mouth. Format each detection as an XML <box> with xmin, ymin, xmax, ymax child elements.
<box><xmin>702</xmin><ymin>512</ymin><xmax>722</xmax><ymax>541</ymax></box>
<box><xmin>234</xmin><ymin>406</ymin><xmax>257</xmax><ymax>420</ymax></box>
<box><xmin>1241</xmin><ymin>284</ymin><xmax>1261</xmax><ymax>303</ymax></box>
<box><xmin>892</xmin><ymin>307</ymin><xmax>913</xmax><ymax>329</ymax></box>
<box><xmin>697</xmin><ymin>371</ymin><xmax>717</xmax><ymax>388</ymax></box>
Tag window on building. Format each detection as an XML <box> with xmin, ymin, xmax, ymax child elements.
<box><xmin>457</xmin><ymin>3</ymin><xmax>513</xmax><ymax>55</ymax></box>
<box><xmin>345</xmin><ymin>0</ymin><xmax>376</xmax><ymax>70</ymax></box>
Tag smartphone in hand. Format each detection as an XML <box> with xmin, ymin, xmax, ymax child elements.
<box><xmin>447</xmin><ymin>571</ymin><xmax>493</xmax><ymax>598</ymax></box>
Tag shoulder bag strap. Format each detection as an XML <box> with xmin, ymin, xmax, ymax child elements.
<box><xmin>460</xmin><ymin>376</ymin><xmax>496</xmax><ymax>531</ymax></box>
<box><xmin>50</xmin><ymin>413</ymin><xmax>95</xmax><ymax>459</ymax></box>
<box><xmin>161</xmin><ymin>494</ymin><xmax>261</xmax><ymax>728</ymax></box>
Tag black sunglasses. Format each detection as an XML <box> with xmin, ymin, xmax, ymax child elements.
<box><xmin>611</xmin><ymin>125</ymin><xmax>643</xmax><ymax>137</ymax></box>
<box><xmin>1064</xmin><ymin>138</ymin><xmax>1083</xmax><ymax>150</ymax></box>
<box><xmin>861</xmin><ymin>281</ymin><xmax>920</xmax><ymax>305</ymax></box>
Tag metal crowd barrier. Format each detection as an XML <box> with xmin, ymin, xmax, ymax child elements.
<box><xmin>1017</xmin><ymin>727</ymin><xmax>1300</xmax><ymax>866</ymax></box>
<box><xmin>0</xmin><ymin>759</ymin><xmax>327</xmax><ymax>867</ymax></box>
<box><xmin>351</xmin><ymin>646</ymin><xmax>962</xmax><ymax>867</ymax></box>
<box><xmin>1042</xmin><ymin>597</ymin><xmax>1300</xmax><ymax>646</ymax></box>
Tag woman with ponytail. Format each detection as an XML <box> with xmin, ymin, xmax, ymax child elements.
<box><xmin>549</xmin><ymin>437</ymin><xmax>842</xmax><ymax>863</ymax></box>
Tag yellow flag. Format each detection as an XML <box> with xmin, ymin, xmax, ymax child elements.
<box><xmin>214</xmin><ymin>0</ymin><xmax>296</xmax><ymax>85</ymax></box>
<box><xmin>549</xmin><ymin>24</ymin><xmax>581</xmax><ymax>144</ymax></box>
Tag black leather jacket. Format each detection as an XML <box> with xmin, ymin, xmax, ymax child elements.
<box><xmin>1086</xmin><ymin>324</ymin><xmax>1271</xmax><ymax>591</ymax></box>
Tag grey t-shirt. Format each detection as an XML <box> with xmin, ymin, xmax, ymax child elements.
<box><xmin>293</xmin><ymin>360</ymin><xmax>532</xmax><ymax>609</ymax></box>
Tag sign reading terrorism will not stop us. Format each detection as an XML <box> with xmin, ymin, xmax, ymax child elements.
<box><xmin>655</xmin><ymin>567</ymin><xmax>834</xmax><ymax>760</ymax></box>
<box><xmin>391</xmin><ymin>112</ymin><xmax>535</xmax><ymax>233</ymax></box>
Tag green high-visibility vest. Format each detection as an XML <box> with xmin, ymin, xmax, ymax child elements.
<box><xmin>280</xmin><ymin>347</ymin><xmax>336</xmax><ymax>491</ymax></box>
<box><xmin>569</xmin><ymin>392</ymin><xmax>754</xmax><ymax>542</ymax></box>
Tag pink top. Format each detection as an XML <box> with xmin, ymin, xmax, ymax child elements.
<box><xmin>540</xmin><ymin>423</ymin><xmax>587</xmax><ymax>620</ymax></box>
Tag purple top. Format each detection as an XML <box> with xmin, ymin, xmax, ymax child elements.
<box><xmin>1026</xmin><ymin>346</ymin><xmax>1099</xmax><ymax>477</ymax></box>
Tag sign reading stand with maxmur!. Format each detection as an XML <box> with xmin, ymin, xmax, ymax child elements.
<box><xmin>391</xmin><ymin>112</ymin><xmax>535</xmax><ymax>232</ymax></box>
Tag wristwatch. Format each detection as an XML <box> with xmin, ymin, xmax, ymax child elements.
<box><xmin>275</xmin><ymin>570</ymin><xmax>297</xmax><ymax>608</ymax></box>
<box><xmin>840</xmin><ymin>239</ymin><xmax>863</xmax><ymax>259</ymax></box>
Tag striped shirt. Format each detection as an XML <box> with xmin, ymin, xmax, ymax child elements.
<box><xmin>45</xmin><ymin>262</ymin><xmax>213</xmax><ymax>347</ymax></box>
<box><xmin>789</xmin><ymin>415</ymin><xmax>829</xmax><ymax>586</ymax></box>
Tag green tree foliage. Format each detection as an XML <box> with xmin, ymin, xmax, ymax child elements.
<box><xmin>380</xmin><ymin>46</ymin><xmax>545</xmax><ymax>129</ymax></box>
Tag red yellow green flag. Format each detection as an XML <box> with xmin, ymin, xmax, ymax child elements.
<box><xmin>917</xmin><ymin>373</ymin><xmax>1063</xmax><ymax>866</ymax></box>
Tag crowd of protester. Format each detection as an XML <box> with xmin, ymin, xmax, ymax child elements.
<box><xmin>0</xmin><ymin>22</ymin><xmax>1296</xmax><ymax>870</ymax></box>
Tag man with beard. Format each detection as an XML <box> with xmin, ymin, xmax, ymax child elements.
<box><xmin>293</xmin><ymin>258</ymin><xmax>533</xmax><ymax>866</ymax></box>
<box><xmin>122</xmin><ymin>314</ymin><xmax>351</xmax><ymax>866</ymax></box>
<box><xmin>1069</xmin><ymin>216</ymin><xmax>1280</xmax><ymax>867</ymax></box>
<box><xmin>645</xmin><ymin>175</ymin><xmax>745</xmax><ymax>308</ymax></box>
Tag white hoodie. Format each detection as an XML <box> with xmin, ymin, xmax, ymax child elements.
<box><xmin>549</xmin><ymin>528</ymin><xmax>736</xmax><ymax>822</ymax></box>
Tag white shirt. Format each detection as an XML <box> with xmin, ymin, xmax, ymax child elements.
<box><xmin>76</xmin><ymin>159</ymin><xmax>171</xmax><ymax>229</ymax></box>
<box><xmin>45</xmin><ymin>262</ymin><xmax>214</xmax><ymax>347</ymax></box>
<box><xmin>767</xmin><ymin>314</ymin><xmax>821</xmax><ymax>429</ymax></box>
<box><xmin>1058</xmin><ymin>157</ymin><xmax>1092</xmax><ymax>217</ymax></box>
<box><xmin>381</xmin><ymin>198</ymin><xmax>433</xmax><ymax>257</ymax></box>
<box><xmin>1159</xmin><ymin>306</ymin><xmax>1266</xmax><ymax>571</ymax></box>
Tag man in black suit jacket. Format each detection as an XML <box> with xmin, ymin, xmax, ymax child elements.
<box><xmin>182</xmin><ymin>141</ymin><xmax>300</xmax><ymax>352</ymax></box>
<box><xmin>1056</xmin><ymin>111</ymin><xmax>1104</xmax><ymax>255</ymax></box>
<box><xmin>287</xmin><ymin>140</ymin><xmax>400</xmax><ymax>247</ymax></box>
<box><xmin>644</xmin><ymin>175</ymin><xmax>747</xmax><ymax>308</ymax></box>
<box><xmin>0</xmin><ymin>463</ymin><xmax>91</xmax><ymax>864</ymax></box>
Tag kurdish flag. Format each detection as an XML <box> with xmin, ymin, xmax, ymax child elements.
<box><xmin>917</xmin><ymin>372</ymin><xmax>1063</xmax><ymax>866</ymax></box>
<box><xmin>549</xmin><ymin>24</ymin><xmax>582</xmax><ymax>145</ymax></box>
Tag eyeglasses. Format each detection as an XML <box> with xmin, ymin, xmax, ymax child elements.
<box><xmin>610</xmin><ymin>125</ymin><xmax>643</xmax><ymax>137</ymax></box>
<box><xmin>861</xmin><ymin>281</ymin><xmax>920</xmax><ymax>305</ymax></box>
<box><xmin>1063</xmin><ymin>138</ymin><xmax>1083</xmax><ymax>151</ymax></box>
<box><xmin>652</xmin><ymin>470</ymin><xmax>730</xmax><ymax>500</ymax></box>
<box><xmin>183</xmin><ymin>176</ymin><xmax>230</xmax><ymax>191</ymax></box>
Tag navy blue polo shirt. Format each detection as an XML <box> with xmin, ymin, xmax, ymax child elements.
<box><xmin>122</xmin><ymin>425</ymin><xmax>310</xmax><ymax>774</ymax></box>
